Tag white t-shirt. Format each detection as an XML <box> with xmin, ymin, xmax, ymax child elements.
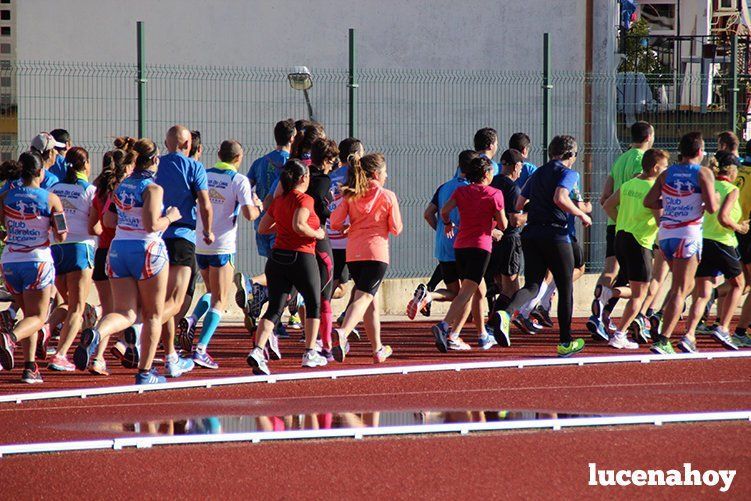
<box><xmin>49</xmin><ymin>180</ymin><xmax>97</xmax><ymax>247</ymax></box>
<box><xmin>196</xmin><ymin>166</ymin><xmax>256</xmax><ymax>255</ymax></box>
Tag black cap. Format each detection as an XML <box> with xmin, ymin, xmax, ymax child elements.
<box><xmin>500</xmin><ymin>148</ymin><xmax>524</xmax><ymax>166</ymax></box>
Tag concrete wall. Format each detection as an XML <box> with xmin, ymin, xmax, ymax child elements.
<box><xmin>17</xmin><ymin>0</ymin><xmax>586</xmax><ymax>71</ymax></box>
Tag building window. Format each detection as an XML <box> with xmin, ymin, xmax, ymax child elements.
<box><xmin>0</xmin><ymin>11</ymin><xmax>9</xmax><ymax>21</ymax></box>
<box><xmin>0</xmin><ymin>77</ymin><xmax>9</xmax><ymax>87</ymax></box>
<box><xmin>0</xmin><ymin>60</ymin><xmax>10</xmax><ymax>69</ymax></box>
<box><xmin>0</xmin><ymin>44</ymin><xmax>9</xmax><ymax>54</ymax></box>
<box><xmin>1</xmin><ymin>27</ymin><xmax>9</xmax><ymax>36</ymax></box>
<box><xmin>0</xmin><ymin>1</ymin><xmax>10</xmax><ymax>4</ymax></box>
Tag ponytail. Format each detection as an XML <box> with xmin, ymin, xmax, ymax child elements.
<box><xmin>280</xmin><ymin>159</ymin><xmax>308</xmax><ymax>194</ymax></box>
<box><xmin>64</xmin><ymin>146</ymin><xmax>89</xmax><ymax>184</ymax></box>
<box><xmin>342</xmin><ymin>152</ymin><xmax>385</xmax><ymax>198</ymax></box>
<box><xmin>15</xmin><ymin>152</ymin><xmax>43</xmax><ymax>183</ymax></box>
<box><xmin>94</xmin><ymin>148</ymin><xmax>133</xmax><ymax>201</ymax></box>
<box><xmin>133</xmin><ymin>138</ymin><xmax>159</xmax><ymax>172</ymax></box>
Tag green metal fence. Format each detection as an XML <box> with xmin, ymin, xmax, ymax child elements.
<box><xmin>0</xmin><ymin>60</ymin><xmax>746</xmax><ymax>277</ymax></box>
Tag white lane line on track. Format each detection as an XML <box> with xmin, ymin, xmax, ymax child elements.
<box><xmin>0</xmin><ymin>380</ymin><xmax>745</xmax><ymax>413</ymax></box>
<box><xmin>1</xmin><ymin>410</ymin><xmax>749</xmax><ymax>458</ymax></box>
<box><xmin>2</xmin><ymin>350</ymin><xmax>751</xmax><ymax>404</ymax></box>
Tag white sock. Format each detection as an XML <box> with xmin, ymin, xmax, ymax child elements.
<box><xmin>196</xmin><ymin>343</ymin><xmax>206</xmax><ymax>354</ymax></box>
<box><xmin>449</xmin><ymin>332</ymin><xmax>459</xmax><ymax>340</ymax></box>
<box><xmin>520</xmin><ymin>281</ymin><xmax>549</xmax><ymax>317</ymax></box>
<box><xmin>541</xmin><ymin>283</ymin><xmax>557</xmax><ymax>311</ymax></box>
<box><xmin>167</xmin><ymin>352</ymin><xmax>178</xmax><ymax>363</ymax></box>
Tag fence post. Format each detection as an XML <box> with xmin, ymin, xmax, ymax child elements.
<box><xmin>137</xmin><ymin>21</ymin><xmax>146</xmax><ymax>138</ymax></box>
<box><xmin>730</xmin><ymin>33</ymin><xmax>739</xmax><ymax>133</ymax></box>
<box><xmin>348</xmin><ymin>28</ymin><xmax>358</xmax><ymax>138</ymax></box>
<box><xmin>542</xmin><ymin>33</ymin><xmax>552</xmax><ymax>159</ymax></box>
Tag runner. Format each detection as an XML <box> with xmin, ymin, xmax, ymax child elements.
<box><xmin>0</xmin><ymin>152</ymin><xmax>67</xmax><ymax>383</ymax></box>
<box><xmin>729</xmin><ymin>135</ymin><xmax>751</xmax><ymax>343</ymax></box>
<box><xmin>180</xmin><ymin>140</ymin><xmax>260</xmax><ymax>369</ymax></box>
<box><xmin>408</xmin><ymin>150</ymin><xmax>477</xmax><ymax>321</ymax></box>
<box><xmin>589</xmin><ymin>121</ymin><xmax>654</xmax><ymax>339</ymax></box>
<box><xmin>431</xmin><ymin>156</ymin><xmax>506</xmax><ymax>352</ymax></box>
<box><xmin>508</xmin><ymin>132</ymin><xmax>538</xmax><ymax>188</ymax></box>
<box><xmin>1</xmin><ymin>133</ymin><xmax>62</xmax><ymax>194</ymax></box>
<box><xmin>46</xmin><ymin>147</ymin><xmax>100</xmax><ymax>372</ymax></box>
<box><xmin>75</xmin><ymin>138</ymin><xmax>180</xmax><ymax>384</ymax></box>
<box><xmin>680</xmin><ymin>155</ymin><xmax>747</xmax><ymax>352</ymax></box>
<box><xmin>90</xmin><ymin>147</ymin><xmax>134</xmax><ymax>368</ymax></box>
<box><xmin>473</xmin><ymin>128</ymin><xmax>500</xmax><ymax>176</ymax></box>
<box><xmin>491</xmin><ymin>135</ymin><xmax>590</xmax><ymax>357</ymax></box>
<box><xmin>644</xmin><ymin>132</ymin><xmax>718</xmax><ymax>354</ymax></box>
<box><xmin>603</xmin><ymin>148</ymin><xmax>669</xmax><ymax>349</ymax></box>
<box><xmin>236</xmin><ymin>119</ymin><xmax>296</xmax><ymax>325</ymax></box>
<box><xmin>245</xmin><ymin>159</ymin><xmax>328</xmax><ymax>375</ymax></box>
<box><xmin>330</xmin><ymin>152</ymin><xmax>403</xmax><ymax>364</ymax></box>
<box><xmin>154</xmin><ymin>124</ymin><xmax>212</xmax><ymax>377</ymax></box>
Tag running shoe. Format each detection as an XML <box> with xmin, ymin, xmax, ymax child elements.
<box><xmin>243</xmin><ymin>313</ymin><xmax>256</xmax><ymax>334</ymax></box>
<box><xmin>0</xmin><ymin>324</ymin><xmax>15</xmax><ymax>370</ymax></box>
<box><xmin>606</xmin><ymin>318</ymin><xmax>617</xmax><ymax>336</ymax></box>
<box><xmin>89</xmin><ymin>358</ymin><xmax>110</xmax><ymax>376</ymax></box>
<box><xmin>649</xmin><ymin>312</ymin><xmax>663</xmax><ymax>338</ymax></box>
<box><xmin>110</xmin><ymin>339</ymin><xmax>127</xmax><ymax>364</ymax></box>
<box><xmin>512</xmin><ymin>315</ymin><xmax>540</xmax><ymax>335</ymax></box>
<box><xmin>557</xmin><ymin>338</ymin><xmax>585</xmax><ymax>357</ymax></box>
<box><xmin>448</xmin><ymin>337</ymin><xmax>471</xmax><ymax>351</ymax></box>
<box><xmin>732</xmin><ymin>333</ymin><xmax>751</xmax><ymax>348</ymax></box>
<box><xmin>373</xmin><ymin>345</ymin><xmax>393</xmax><ymax>363</ymax></box>
<box><xmin>586</xmin><ymin>315</ymin><xmax>609</xmax><ymax>342</ymax></box>
<box><xmin>35</xmin><ymin>324</ymin><xmax>51</xmax><ymax>361</ymax></box>
<box><xmin>350</xmin><ymin>327</ymin><xmax>361</xmax><ymax>341</ymax></box>
<box><xmin>491</xmin><ymin>310</ymin><xmax>511</xmax><ymax>347</ymax></box>
<box><xmin>529</xmin><ymin>305</ymin><xmax>554</xmax><ymax>328</ymax></box>
<box><xmin>608</xmin><ymin>332</ymin><xmax>638</xmax><ymax>350</ymax></box>
<box><xmin>274</xmin><ymin>321</ymin><xmax>290</xmax><ymax>339</ymax></box>
<box><xmin>135</xmin><ymin>369</ymin><xmax>166</xmax><ymax>385</ymax></box>
<box><xmin>287</xmin><ymin>313</ymin><xmax>303</xmax><ymax>330</ymax></box>
<box><xmin>332</xmin><ymin>328</ymin><xmax>349</xmax><ymax>363</ymax></box>
<box><xmin>165</xmin><ymin>355</ymin><xmax>195</xmax><ymax>378</ymax></box>
<box><xmin>176</xmin><ymin>316</ymin><xmax>197</xmax><ymax>353</ymax></box>
<box><xmin>628</xmin><ymin>315</ymin><xmax>650</xmax><ymax>344</ymax></box>
<box><xmin>432</xmin><ymin>321</ymin><xmax>450</xmax><ymax>353</ymax></box>
<box><xmin>21</xmin><ymin>364</ymin><xmax>43</xmax><ymax>384</ymax></box>
<box><xmin>0</xmin><ymin>309</ymin><xmax>16</xmax><ymax>333</ymax></box>
<box><xmin>122</xmin><ymin>324</ymin><xmax>142</xmax><ymax>369</ymax></box>
<box><xmin>711</xmin><ymin>326</ymin><xmax>739</xmax><ymax>350</ymax></box>
<box><xmin>336</xmin><ymin>310</ymin><xmax>346</xmax><ymax>326</ymax></box>
<box><xmin>234</xmin><ymin>272</ymin><xmax>251</xmax><ymax>312</ymax></box>
<box><xmin>268</xmin><ymin>330</ymin><xmax>282</xmax><ymax>360</ymax></box>
<box><xmin>650</xmin><ymin>338</ymin><xmax>676</xmax><ymax>355</ymax></box>
<box><xmin>246</xmin><ymin>347</ymin><xmax>270</xmax><ymax>375</ymax></box>
<box><xmin>74</xmin><ymin>328</ymin><xmax>101</xmax><ymax>371</ymax></box>
<box><xmin>319</xmin><ymin>348</ymin><xmax>334</xmax><ymax>362</ymax></box>
<box><xmin>420</xmin><ymin>300</ymin><xmax>432</xmax><ymax>318</ymax></box>
<box><xmin>82</xmin><ymin>303</ymin><xmax>99</xmax><ymax>331</ymax></box>
<box><xmin>696</xmin><ymin>322</ymin><xmax>715</xmax><ymax>335</ymax></box>
<box><xmin>677</xmin><ymin>335</ymin><xmax>698</xmax><ymax>354</ymax></box>
<box><xmin>193</xmin><ymin>350</ymin><xmax>219</xmax><ymax>370</ymax></box>
<box><xmin>478</xmin><ymin>334</ymin><xmax>498</xmax><ymax>350</ymax></box>
<box><xmin>47</xmin><ymin>353</ymin><xmax>75</xmax><ymax>371</ymax></box>
<box><xmin>248</xmin><ymin>282</ymin><xmax>269</xmax><ymax>319</ymax></box>
<box><xmin>302</xmin><ymin>350</ymin><xmax>328</xmax><ymax>368</ymax></box>
<box><xmin>51</xmin><ymin>322</ymin><xmax>63</xmax><ymax>341</ymax></box>
<box><xmin>406</xmin><ymin>283</ymin><xmax>430</xmax><ymax>320</ymax></box>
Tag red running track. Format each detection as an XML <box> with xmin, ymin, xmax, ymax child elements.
<box><xmin>0</xmin><ymin>319</ymin><xmax>743</xmax><ymax>394</ymax></box>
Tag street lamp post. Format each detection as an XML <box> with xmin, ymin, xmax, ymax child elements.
<box><xmin>288</xmin><ymin>66</ymin><xmax>315</xmax><ymax>121</ymax></box>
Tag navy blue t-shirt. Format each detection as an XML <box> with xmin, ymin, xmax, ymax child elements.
<box><xmin>520</xmin><ymin>160</ymin><xmax>579</xmax><ymax>242</ymax></box>
<box><xmin>490</xmin><ymin>173</ymin><xmax>522</xmax><ymax>236</ymax></box>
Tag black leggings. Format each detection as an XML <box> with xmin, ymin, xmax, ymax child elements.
<box><xmin>263</xmin><ymin>249</ymin><xmax>321</xmax><ymax>323</ymax></box>
<box><xmin>427</xmin><ymin>263</ymin><xmax>443</xmax><ymax>291</ymax></box>
<box><xmin>504</xmin><ymin>237</ymin><xmax>575</xmax><ymax>343</ymax></box>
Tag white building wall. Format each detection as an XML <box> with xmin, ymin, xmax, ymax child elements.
<box><xmin>16</xmin><ymin>0</ymin><xmax>586</xmax><ymax>71</ymax></box>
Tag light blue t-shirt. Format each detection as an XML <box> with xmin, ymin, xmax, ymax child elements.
<box><xmin>430</xmin><ymin>175</ymin><xmax>470</xmax><ymax>262</ymax></box>
<box><xmin>155</xmin><ymin>152</ymin><xmax>208</xmax><ymax>243</ymax></box>
<box><xmin>247</xmin><ymin>149</ymin><xmax>289</xmax><ymax>231</ymax></box>
<box><xmin>49</xmin><ymin>155</ymin><xmax>67</xmax><ymax>181</ymax></box>
<box><xmin>0</xmin><ymin>170</ymin><xmax>59</xmax><ymax>195</ymax></box>
<box><xmin>516</xmin><ymin>161</ymin><xmax>538</xmax><ymax>189</ymax></box>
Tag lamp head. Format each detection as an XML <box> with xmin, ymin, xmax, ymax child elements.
<box><xmin>288</xmin><ymin>66</ymin><xmax>313</xmax><ymax>91</ymax></box>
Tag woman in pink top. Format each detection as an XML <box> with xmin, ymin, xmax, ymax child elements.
<box><xmin>433</xmin><ymin>157</ymin><xmax>507</xmax><ymax>352</ymax></box>
<box><xmin>330</xmin><ymin>152</ymin><xmax>402</xmax><ymax>364</ymax></box>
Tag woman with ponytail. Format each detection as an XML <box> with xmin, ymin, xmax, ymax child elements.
<box><xmin>46</xmin><ymin>147</ymin><xmax>101</xmax><ymax>372</ymax></box>
<box><xmin>0</xmin><ymin>152</ymin><xmax>67</xmax><ymax>383</ymax></box>
<box><xmin>330</xmin><ymin>152</ymin><xmax>403</xmax><ymax>364</ymax></box>
<box><xmin>74</xmin><ymin>138</ymin><xmax>180</xmax><ymax>385</ymax></box>
<box><xmin>246</xmin><ymin>159</ymin><xmax>328</xmax><ymax>376</ymax></box>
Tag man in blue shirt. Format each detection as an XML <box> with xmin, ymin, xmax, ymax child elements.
<box><xmin>154</xmin><ymin>124</ymin><xmax>213</xmax><ymax>378</ymax></box>
<box><xmin>474</xmin><ymin>127</ymin><xmax>500</xmax><ymax>177</ymax></box>
<box><xmin>49</xmin><ymin>129</ymin><xmax>72</xmax><ymax>180</ymax></box>
<box><xmin>490</xmin><ymin>135</ymin><xmax>591</xmax><ymax>358</ymax></box>
<box><xmin>234</xmin><ymin>119</ymin><xmax>296</xmax><ymax>320</ymax></box>
<box><xmin>509</xmin><ymin>132</ymin><xmax>538</xmax><ymax>189</ymax></box>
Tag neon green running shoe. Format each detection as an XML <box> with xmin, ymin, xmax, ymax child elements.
<box><xmin>731</xmin><ymin>333</ymin><xmax>751</xmax><ymax>348</ymax></box>
<box><xmin>650</xmin><ymin>338</ymin><xmax>676</xmax><ymax>355</ymax></box>
<box><xmin>557</xmin><ymin>338</ymin><xmax>585</xmax><ymax>357</ymax></box>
